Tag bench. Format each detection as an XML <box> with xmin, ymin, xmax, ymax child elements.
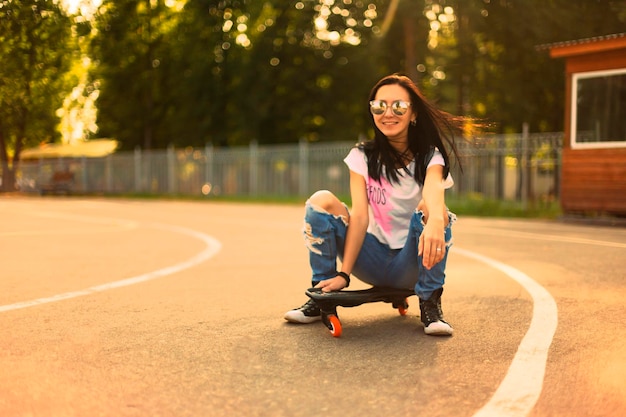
<box><xmin>40</xmin><ymin>170</ymin><xmax>74</xmax><ymax>195</ymax></box>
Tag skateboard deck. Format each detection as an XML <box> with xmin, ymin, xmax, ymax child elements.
<box><xmin>305</xmin><ymin>287</ymin><xmax>416</xmax><ymax>337</ymax></box>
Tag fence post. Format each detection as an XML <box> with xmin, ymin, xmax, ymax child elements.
<box><xmin>553</xmin><ymin>138</ymin><xmax>561</xmax><ymax>202</ymax></box>
<box><xmin>250</xmin><ymin>140</ymin><xmax>258</xmax><ymax>196</ymax></box>
<box><xmin>37</xmin><ymin>157</ymin><xmax>43</xmax><ymax>189</ymax></box>
<box><xmin>134</xmin><ymin>147</ymin><xmax>141</xmax><ymax>192</ymax></box>
<box><xmin>80</xmin><ymin>156</ymin><xmax>87</xmax><ymax>192</ymax></box>
<box><xmin>205</xmin><ymin>143</ymin><xmax>213</xmax><ymax>195</ymax></box>
<box><xmin>496</xmin><ymin>136</ymin><xmax>504</xmax><ymax>200</ymax></box>
<box><xmin>105</xmin><ymin>155</ymin><xmax>112</xmax><ymax>192</ymax></box>
<box><xmin>521</xmin><ymin>122</ymin><xmax>529</xmax><ymax>209</ymax></box>
<box><xmin>167</xmin><ymin>144</ymin><xmax>176</xmax><ymax>194</ymax></box>
<box><xmin>299</xmin><ymin>137</ymin><xmax>309</xmax><ymax>197</ymax></box>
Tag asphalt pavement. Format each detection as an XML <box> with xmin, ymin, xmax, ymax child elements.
<box><xmin>1</xmin><ymin>196</ymin><xmax>624</xmax><ymax>417</ymax></box>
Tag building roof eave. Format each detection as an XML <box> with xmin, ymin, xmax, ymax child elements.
<box><xmin>535</xmin><ymin>33</ymin><xmax>626</xmax><ymax>58</ymax></box>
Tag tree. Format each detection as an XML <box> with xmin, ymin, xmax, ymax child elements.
<box><xmin>0</xmin><ymin>0</ymin><xmax>73</xmax><ymax>191</ymax></box>
<box><xmin>86</xmin><ymin>0</ymin><xmax>626</xmax><ymax>150</ymax></box>
<box><xmin>90</xmin><ymin>0</ymin><xmax>384</xmax><ymax>148</ymax></box>
<box><xmin>89</xmin><ymin>0</ymin><xmax>184</xmax><ymax>150</ymax></box>
<box><xmin>448</xmin><ymin>0</ymin><xmax>626</xmax><ymax>133</ymax></box>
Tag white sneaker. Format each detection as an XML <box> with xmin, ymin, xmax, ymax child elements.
<box><xmin>284</xmin><ymin>299</ymin><xmax>322</xmax><ymax>324</ymax></box>
<box><xmin>424</xmin><ymin>320</ymin><xmax>454</xmax><ymax>336</ymax></box>
<box><xmin>419</xmin><ymin>288</ymin><xmax>454</xmax><ymax>336</ymax></box>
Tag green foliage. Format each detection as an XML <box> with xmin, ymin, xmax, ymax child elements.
<box><xmin>103</xmin><ymin>191</ymin><xmax>562</xmax><ymax>219</ymax></box>
<box><xmin>0</xmin><ymin>0</ymin><xmax>73</xmax><ymax>190</ymax></box>
<box><xmin>90</xmin><ymin>0</ymin><xmax>381</xmax><ymax>150</ymax></box>
<box><xmin>447</xmin><ymin>193</ymin><xmax>562</xmax><ymax>219</ymax></box>
<box><xmin>426</xmin><ymin>0</ymin><xmax>626</xmax><ymax>133</ymax></box>
<box><xmin>88</xmin><ymin>0</ymin><xmax>180</xmax><ymax>150</ymax></box>
<box><xmin>2</xmin><ymin>0</ymin><xmax>626</xmax><ymax>188</ymax></box>
<box><xmin>87</xmin><ymin>0</ymin><xmax>626</xmax><ymax>150</ymax></box>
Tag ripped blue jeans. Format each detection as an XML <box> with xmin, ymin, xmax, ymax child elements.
<box><xmin>303</xmin><ymin>202</ymin><xmax>455</xmax><ymax>300</ymax></box>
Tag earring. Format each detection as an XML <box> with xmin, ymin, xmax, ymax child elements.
<box><xmin>411</xmin><ymin>119</ymin><xmax>416</xmax><ymax>126</ymax></box>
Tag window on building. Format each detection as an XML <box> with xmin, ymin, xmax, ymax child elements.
<box><xmin>571</xmin><ymin>68</ymin><xmax>626</xmax><ymax>149</ymax></box>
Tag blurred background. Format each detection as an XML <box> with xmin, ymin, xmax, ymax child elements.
<box><xmin>1</xmin><ymin>0</ymin><xmax>625</xmax><ymax>214</ymax></box>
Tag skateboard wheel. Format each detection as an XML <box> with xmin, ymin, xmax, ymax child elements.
<box><xmin>328</xmin><ymin>314</ymin><xmax>343</xmax><ymax>337</ymax></box>
<box><xmin>394</xmin><ymin>299</ymin><xmax>409</xmax><ymax>316</ymax></box>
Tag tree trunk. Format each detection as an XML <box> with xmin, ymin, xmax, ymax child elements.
<box><xmin>403</xmin><ymin>15</ymin><xmax>418</xmax><ymax>83</ymax></box>
<box><xmin>0</xmin><ymin>130</ymin><xmax>17</xmax><ymax>192</ymax></box>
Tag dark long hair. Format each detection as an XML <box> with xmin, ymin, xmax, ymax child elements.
<box><xmin>360</xmin><ymin>74</ymin><xmax>465</xmax><ymax>185</ymax></box>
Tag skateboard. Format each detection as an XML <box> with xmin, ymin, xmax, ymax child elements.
<box><xmin>305</xmin><ymin>286</ymin><xmax>416</xmax><ymax>337</ymax></box>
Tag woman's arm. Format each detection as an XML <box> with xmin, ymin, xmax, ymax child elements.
<box><xmin>316</xmin><ymin>170</ymin><xmax>369</xmax><ymax>292</ymax></box>
<box><xmin>341</xmin><ymin>170</ymin><xmax>369</xmax><ymax>276</ymax></box>
<box><xmin>418</xmin><ymin>164</ymin><xmax>448</xmax><ymax>270</ymax></box>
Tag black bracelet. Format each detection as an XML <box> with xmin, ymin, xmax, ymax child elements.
<box><xmin>336</xmin><ymin>271</ymin><xmax>350</xmax><ymax>287</ymax></box>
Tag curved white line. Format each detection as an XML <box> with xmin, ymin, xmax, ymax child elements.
<box><xmin>455</xmin><ymin>247</ymin><xmax>558</xmax><ymax>417</ymax></box>
<box><xmin>470</xmin><ymin>228</ymin><xmax>626</xmax><ymax>249</ymax></box>
<box><xmin>0</xmin><ymin>223</ymin><xmax>222</xmax><ymax>313</ymax></box>
<box><xmin>1</xmin><ymin>211</ymin><xmax>139</xmax><ymax>237</ymax></box>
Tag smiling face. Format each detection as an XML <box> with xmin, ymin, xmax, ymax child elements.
<box><xmin>371</xmin><ymin>84</ymin><xmax>416</xmax><ymax>146</ymax></box>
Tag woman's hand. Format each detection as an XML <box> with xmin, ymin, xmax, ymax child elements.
<box><xmin>315</xmin><ymin>276</ymin><xmax>348</xmax><ymax>292</ymax></box>
<box><xmin>419</xmin><ymin>164</ymin><xmax>448</xmax><ymax>270</ymax></box>
<box><xmin>418</xmin><ymin>217</ymin><xmax>446</xmax><ymax>270</ymax></box>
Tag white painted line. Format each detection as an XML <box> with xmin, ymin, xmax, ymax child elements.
<box><xmin>455</xmin><ymin>247</ymin><xmax>558</xmax><ymax>417</ymax></box>
<box><xmin>0</xmin><ymin>223</ymin><xmax>222</xmax><ymax>313</ymax></box>
<box><xmin>471</xmin><ymin>228</ymin><xmax>626</xmax><ymax>249</ymax></box>
<box><xmin>1</xmin><ymin>211</ymin><xmax>139</xmax><ymax>237</ymax></box>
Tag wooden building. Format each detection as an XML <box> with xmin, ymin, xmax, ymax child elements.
<box><xmin>542</xmin><ymin>33</ymin><xmax>626</xmax><ymax>216</ymax></box>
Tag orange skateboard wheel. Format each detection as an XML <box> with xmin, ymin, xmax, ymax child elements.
<box><xmin>328</xmin><ymin>314</ymin><xmax>343</xmax><ymax>337</ymax></box>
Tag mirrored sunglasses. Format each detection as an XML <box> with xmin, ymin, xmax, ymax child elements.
<box><xmin>369</xmin><ymin>100</ymin><xmax>411</xmax><ymax>116</ymax></box>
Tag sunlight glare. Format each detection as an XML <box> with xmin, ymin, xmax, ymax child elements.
<box><xmin>62</xmin><ymin>0</ymin><xmax>102</xmax><ymax>18</ymax></box>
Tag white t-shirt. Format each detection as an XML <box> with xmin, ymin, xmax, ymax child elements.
<box><xmin>344</xmin><ymin>147</ymin><xmax>453</xmax><ymax>249</ymax></box>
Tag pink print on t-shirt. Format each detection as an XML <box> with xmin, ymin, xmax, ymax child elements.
<box><xmin>366</xmin><ymin>177</ymin><xmax>394</xmax><ymax>236</ymax></box>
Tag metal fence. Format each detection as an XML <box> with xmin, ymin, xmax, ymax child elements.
<box><xmin>18</xmin><ymin>131</ymin><xmax>563</xmax><ymax>203</ymax></box>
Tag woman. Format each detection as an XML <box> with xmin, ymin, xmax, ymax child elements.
<box><xmin>284</xmin><ymin>74</ymin><xmax>464</xmax><ymax>336</ymax></box>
